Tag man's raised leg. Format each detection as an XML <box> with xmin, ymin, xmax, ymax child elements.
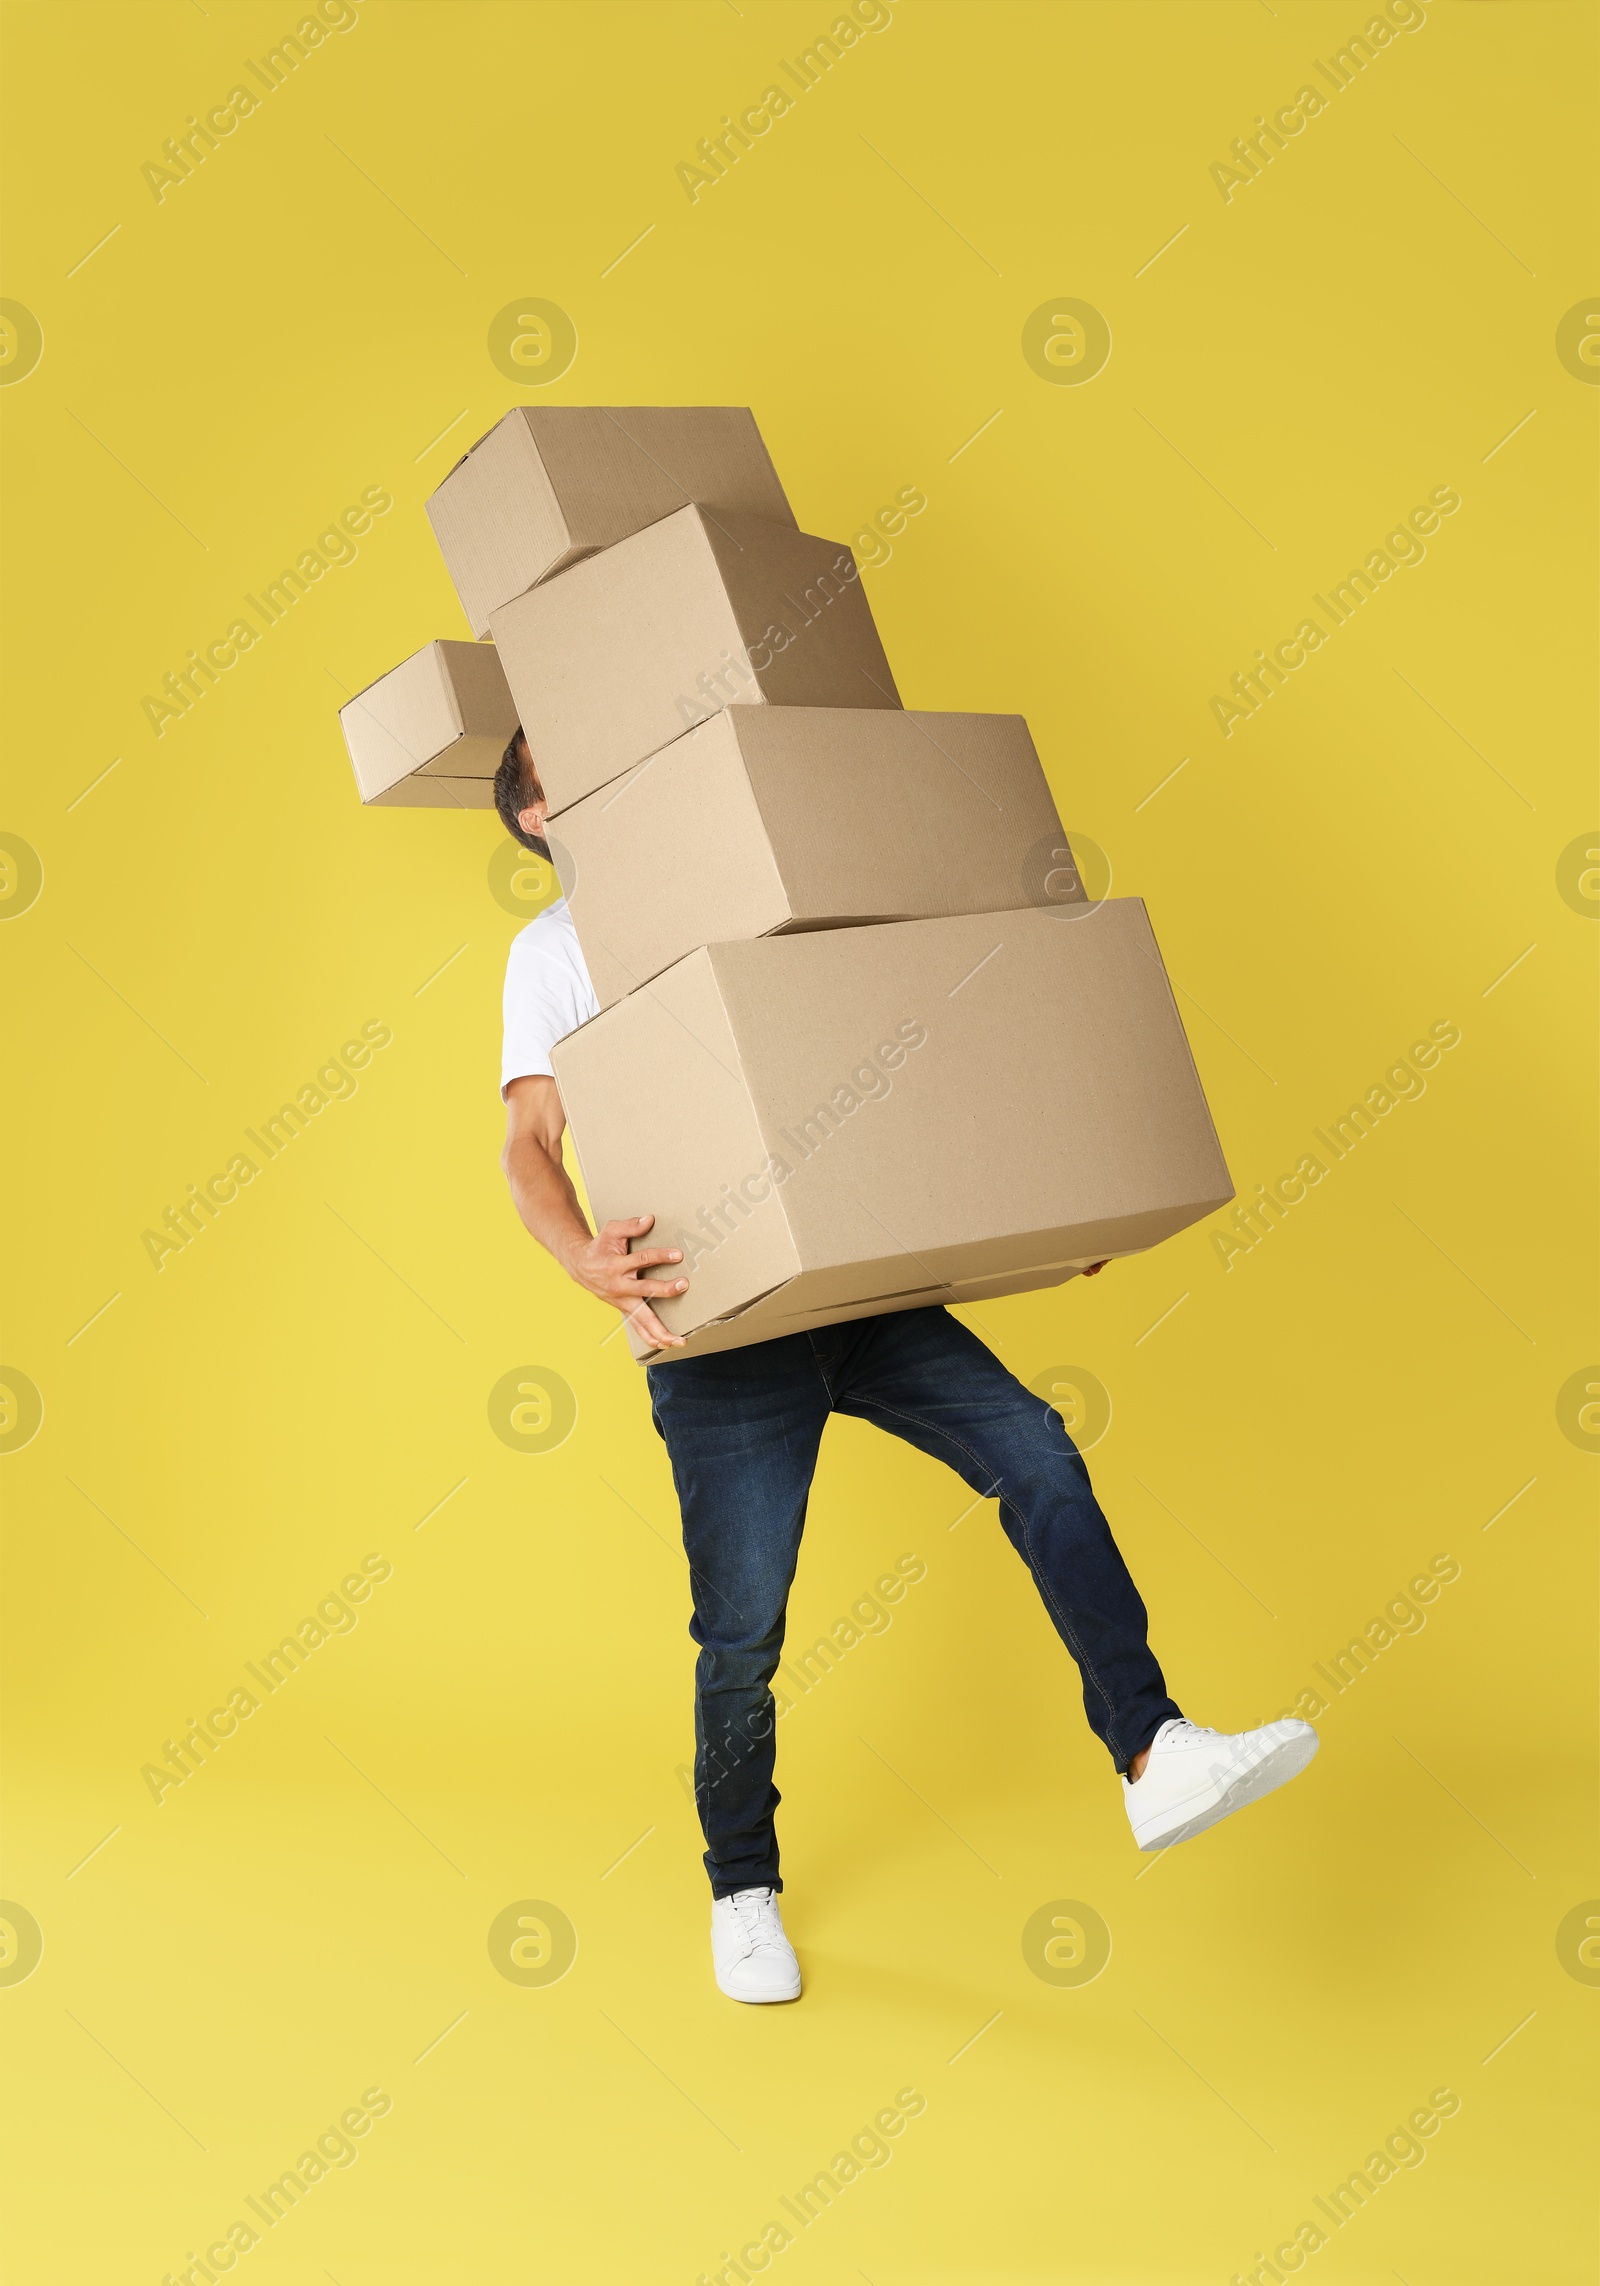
<box><xmin>818</xmin><ymin>1306</ymin><xmax>1316</xmax><ymax>1845</ymax></box>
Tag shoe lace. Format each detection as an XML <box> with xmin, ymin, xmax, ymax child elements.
<box><xmin>729</xmin><ymin>1887</ymin><xmax>782</xmax><ymax>1948</ymax></box>
<box><xmin>1160</xmin><ymin>1717</ymin><xmax>1268</xmax><ymax>1775</ymax></box>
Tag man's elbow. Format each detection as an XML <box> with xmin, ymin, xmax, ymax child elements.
<box><xmin>502</xmin><ymin>1131</ymin><xmax>554</xmax><ymax>1186</ymax></box>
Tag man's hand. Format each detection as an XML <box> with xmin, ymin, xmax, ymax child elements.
<box><xmin>561</xmin><ymin>1213</ymin><xmax>688</xmax><ymax>1351</ymax></box>
<box><xmin>501</xmin><ymin>1076</ymin><xmax>690</xmax><ymax>1350</ymax></box>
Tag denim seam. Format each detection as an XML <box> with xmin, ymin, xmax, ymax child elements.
<box><xmin>851</xmin><ymin>1395</ymin><xmax>1125</xmax><ymax>1752</ymax></box>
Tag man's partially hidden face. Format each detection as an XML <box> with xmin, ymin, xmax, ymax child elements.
<box><xmin>512</xmin><ymin>734</ymin><xmax>550</xmax><ymax>859</ymax></box>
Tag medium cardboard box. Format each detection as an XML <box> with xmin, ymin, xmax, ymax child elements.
<box><xmin>550</xmin><ymin>900</ymin><xmax>1234</xmax><ymax>1362</ymax></box>
<box><xmin>556</xmin><ymin>705</ymin><xmax>1081</xmax><ymax>1009</ymax></box>
<box><xmin>340</xmin><ymin>640</ymin><xmax>519</xmax><ymax>806</ymax></box>
<box><xmin>426</xmin><ymin>405</ymin><xmax>796</xmax><ymax>635</ymax></box>
<box><xmin>489</xmin><ymin>505</ymin><xmax>901</xmax><ymax>817</ymax></box>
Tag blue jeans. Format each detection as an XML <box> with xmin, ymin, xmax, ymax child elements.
<box><xmin>647</xmin><ymin>1307</ymin><xmax>1181</xmax><ymax>1896</ymax></box>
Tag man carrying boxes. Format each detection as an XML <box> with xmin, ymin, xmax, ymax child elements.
<box><xmin>347</xmin><ymin>406</ymin><xmax>1319</xmax><ymax>2004</ymax></box>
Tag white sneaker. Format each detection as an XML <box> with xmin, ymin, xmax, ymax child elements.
<box><xmin>710</xmin><ymin>1886</ymin><xmax>802</xmax><ymax>2003</ymax></box>
<box><xmin>1125</xmin><ymin>1717</ymin><xmax>1318</xmax><ymax>1851</ymax></box>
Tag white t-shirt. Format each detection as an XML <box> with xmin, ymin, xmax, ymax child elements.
<box><xmin>500</xmin><ymin>898</ymin><xmax>599</xmax><ymax>1096</ymax></box>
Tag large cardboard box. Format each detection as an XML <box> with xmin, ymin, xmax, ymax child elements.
<box><xmin>551</xmin><ymin>901</ymin><xmax>1234</xmax><ymax>1362</ymax></box>
<box><xmin>556</xmin><ymin>705</ymin><xmax>1080</xmax><ymax>1009</ymax></box>
<box><xmin>488</xmin><ymin>506</ymin><xmax>901</xmax><ymax>818</ymax></box>
<box><xmin>426</xmin><ymin>405</ymin><xmax>796</xmax><ymax>635</ymax></box>
<box><xmin>340</xmin><ymin>640</ymin><xmax>518</xmax><ymax>807</ymax></box>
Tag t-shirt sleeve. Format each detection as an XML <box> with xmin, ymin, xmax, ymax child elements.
<box><xmin>501</xmin><ymin>926</ymin><xmax>583</xmax><ymax>1092</ymax></box>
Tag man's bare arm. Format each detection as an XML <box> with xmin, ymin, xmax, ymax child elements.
<box><xmin>500</xmin><ymin>1075</ymin><xmax>688</xmax><ymax>1349</ymax></box>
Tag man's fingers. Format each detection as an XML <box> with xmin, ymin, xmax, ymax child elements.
<box><xmin>629</xmin><ymin>1304</ymin><xmax>684</xmax><ymax>1349</ymax></box>
<box><xmin>607</xmin><ymin>1269</ymin><xmax>688</xmax><ymax>1300</ymax></box>
<box><xmin>598</xmin><ymin>1216</ymin><xmax>676</xmax><ymax>1260</ymax></box>
<box><xmin>625</xmin><ymin>1248</ymin><xmax>684</xmax><ymax>1271</ymax></box>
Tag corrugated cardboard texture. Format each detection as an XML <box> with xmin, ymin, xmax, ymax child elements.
<box><xmin>425</xmin><ymin>405</ymin><xmax>796</xmax><ymax>636</ymax></box>
<box><xmin>551</xmin><ymin>902</ymin><xmax>1234</xmax><ymax>1362</ymax></box>
<box><xmin>340</xmin><ymin>639</ymin><xmax>518</xmax><ymax>803</ymax></box>
<box><xmin>627</xmin><ymin>1257</ymin><xmax>1092</xmax><ymax>1365</ymax></box>
<box><xmin>552</xmin><ymin>950</ymin><xmax>801</xmax><ymax>1331</ymax></box>
<box><xmin>487</xmin><ymin>505</ymin><xmax>901</xmax><ymax>817</ymax></box>
<box><xmin>365</xmin><ymin>776</ymin><xmax>495</xmax><ymax>811</ymax></box>
<box><xmin>723</xmin><ymin>901</ymin><xmax>1231</xmax><ymax>1268</ymax></box>
<box><xmin>557</xmin><ymin>706</ymin><xmax>1076</xmax><ymax>1008</ymax></box>
<box><xmin>559</xmin><ymin>719</ymin><xmax>792</xmax><ymax>1008</ymax></box>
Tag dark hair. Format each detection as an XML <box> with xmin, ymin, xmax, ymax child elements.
<box><xmin>494</xmin><ymin>729</ymin><xmax>549</xmax><ymax>856</ymax></box>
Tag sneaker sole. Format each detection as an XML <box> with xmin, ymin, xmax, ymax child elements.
<box><xmin>1133</xmin><ymin>1727</ymin><xmax>1319</xmax><ymax>1852</ymax></box>
<box><xmin>714</xmin><ymin>1971</ymin><xmax>802</xmax><ymax>2004</ymax></box>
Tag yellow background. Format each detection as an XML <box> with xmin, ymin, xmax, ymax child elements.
<box><xmin>2</xmin><ymin>1</ymin><xmax>1595</xmax><ymax>2279</ymax></box>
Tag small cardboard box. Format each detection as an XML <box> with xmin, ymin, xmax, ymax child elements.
<box><xmin>340</xmin><ymin>640</ymin><xmax>519</xmax><ymax>807</ymax></box>
<box><xmin>550</xmin><ymin>901</ymin><xmax>1234</xmax><ymax>1362</ymax></box>
<box><xmin>426</xmin><ymin>405</ymin><xmax>796</xmax><ymax>635</ymax></box>
<box><xmin>489</xmin><ymin>505</ymin><xmax>901</xmax><ymax>818</ymax></box>
<box><xmin>556</xmin><ymin>705</ymin><xmax>1080</xmax><ymax>1009</ymax></box>
<box><xmin>361</xmin><ymin>775</ymin><xmax>495</xmax><ymax>811</ymax></box>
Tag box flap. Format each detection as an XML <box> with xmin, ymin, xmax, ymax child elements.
<box><xmin>436</xmin><ymin>638</ymin><xmax>520</xmax><ymax>743</ymax></box>
<box><xmin>365</xmin><ymin>775</ymin><xmax>494</xmax><ymax>811</ymax></box>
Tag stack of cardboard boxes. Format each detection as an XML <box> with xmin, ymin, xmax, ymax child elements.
<box><xmin>341</xmin><ymin>407</ymin><xmax>1233</xmax><ymax>1361</ymax></box>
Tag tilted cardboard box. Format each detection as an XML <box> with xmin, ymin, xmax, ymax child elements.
<box><xmin>340</xmin><ymin>639</ymin><xmax>518</xmax><ymax>808</ymax></box>
<box><xmin>488</xmin><ymin>505</ymin><xmax>901</xmax><ymax>818</ymax></box>
<box><xmin>555</xmin><ymin>705</ymin><xmax>1081</xmax><ymax>1009</ymax></box>
<box><xmin>550</xmin><ymin>900</ymin><xmax>1234</xmax><ymax>1362</ymax></box>
<box><xmin>426</xmin><ymin>405</ymin><xmax>796</xmax><ymax>635</ymax></box>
